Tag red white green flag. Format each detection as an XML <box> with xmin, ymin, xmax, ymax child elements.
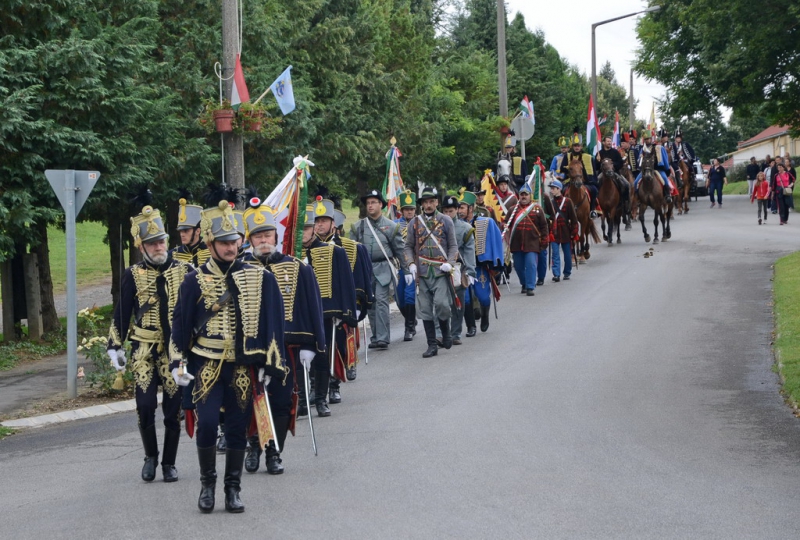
<box><xmin>231</xmin><ymin>54</ymin><xmax>250</xmax><ymax>110</ymax></box>
<box><xmin>382</xmin><ymin>143</ymin><xmax>405</xmax><ymax>218</ymax></box>
<box><xmin>585</xmin><ymin>95</ymin><xmax>602</xmax><ymax>157</ymax></box>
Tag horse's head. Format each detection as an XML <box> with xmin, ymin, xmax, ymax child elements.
<box><xmin>640</xmin><ymin>144</ymin><xmax>655</xmax><ymax>182</ymax></box>
<box><xmin>568</xmin><ymin>158</ymin><xmax>583</xmax><ymax>188</ymax></box>
<box><xmin>497</xmin><ymin>159</ymin><xmax>511</xmax><ymax>178</ymax></box>
<box><xmin>600</xmin><ymin>158</ymin><xmax>615</xmax><ymax>181</ymax></box>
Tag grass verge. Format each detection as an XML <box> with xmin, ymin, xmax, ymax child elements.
<box><xmin>774</xmin><ymin>251</ymin><xmax>800</xmax><ymax>411</ymax></box>
<box><xmin>723</xmin><ymin>181</ymin><xmax>749</xmax><ymax>195</ymax></box>
<box><xmin>0</xmin><ymin>426</ymin><xmax>15</xmax><ymax>439</ymax></box>
<box><xmin>48</xmin><ymin>221</ymin><xmax>116</xmax><ymax>295</ymax></box>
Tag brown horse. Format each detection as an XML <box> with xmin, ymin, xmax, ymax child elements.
<box><xmin>637</xmin><ymin>146</ymin><xmax>671</xmax><ymax>243</ymax></box>
<box><xmin>677</xmin><ymin>159</ymin><xmax>691</xmax><ymax>214</ymax></box>
<box><xmin>622</xmin><ymin>166</ymin><xmax>638</xmax><ymax>221</ymax></box>
<box><xmin>567</xmin><ymin>158</ymin><xmax>601</xmax><ymax>260</ymax></box>
<box><xmin>598</xmin><ymin>158</ymin><xmax>631</xmax><ymax>246</ymax></box>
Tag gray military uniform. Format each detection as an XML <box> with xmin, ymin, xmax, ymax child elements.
<box><xmin>450</xmin><ymin>218</ymin><xmax>476</xmax><ymax>341</ymax></box>
<box><xmin>403</xmin><ymin>212</ymin><xmax>459</xmax><ymax>321</ymax></box>
<box><xmin>350</xmin><ymin>215</ymin><xmax>406</xmax><ymax>345</ymax></box>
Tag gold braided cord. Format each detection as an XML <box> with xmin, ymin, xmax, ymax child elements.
<box><xmin>193</xmin><ymin>359</ymin><xmax>224</xmax><ymax>404</ymax></box>
<box><xmin>475</xmin><ymin>219</ymin><xmax>488</xmax><ymax>257</ymax></box>
<box><xmin>232</xmin><ymin>366</ymin><xmax>252</xmax><ymax>410</ymax></box>
<box><xmin>132</xmin><ymin>266</ymin><xmax>161</xmax><ymax>328</ymax></box>
<box><xmin>108</xmin><ymin>322</ymin><xmax>123</xmax><ymax>348</ymax></box>
<box><xmin>269</xmin><ymin>260</ymin><xmax>300</xmax><ymax>321</ymax></box>
<box><xmin>164</xmin><ymin>264</ymin><xmax>189</xmax><ymax>329</ymax></box>
<box><xmin>339</xmin><ymin>237</ymin><xmax>358</xmax><ymax>272</ymax></box>
<box><xmin>310</xmin><ymin>245</ymin><xmax>334</xmax><ymax>298</ymax></box>
<box><xmin>131</xmin><ymin>344</ymin><xmax>155</xmax><ymax>393</ymax></box>
<box><xmin>232</xmin><ymin>268</ymin><xmax>264</xmax><ymax>340</ymax></box>
<box><xmin>173</xmin><ymin>250</ymin><xmax>193</xmax><ymax>264</ymax></box>
<box><xmin>158</xmin><ymin>353</ymin><xmax>178</xmax><ymax>397</ymax></box>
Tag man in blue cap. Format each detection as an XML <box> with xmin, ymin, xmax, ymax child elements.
<box><xmin>547</xmin><ymin>180</ymin><xmax>578</xmax><ymax>282</ymax></box>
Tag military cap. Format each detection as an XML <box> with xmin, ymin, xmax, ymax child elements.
<box><xmin>399</xmin><ymin>190</ymin><xmax>417</xmax><ymax>209</ymax></box>
<box><xmin>558</xmin><ymin>135</ymin><xmax>569</xmax><ymax>147</ymax></box>
<box><xmin>418</xmin><ymin>186</ymin><xmax>438</xmax><ymax>201</ymax></box>
<box><xmin>131</xmin><ymin>206</ymin><xmax>169</xmax><ymax>248</ymax></box>
<box><xmin>442</xmin><ymin>195</ymin><xmax>460</xmax><ymax>209</ymax></box>
<box><xmin>176</xmin><ymin>198</ymin><xmax>203</xmax><ymax>231</ymax></box>
<box><xmin>243</xmin><ymin>204</ymin><xmax>277</xmax><ymax>240</ymax></box>
<box><xmin>457</xmin><ymin>190</ymin><xmax>476</xmax><ymax>206</ymax></box>
<box><xmin>360</xmin><ymin>189</ymin><xmax>387</xmax><ymax>208</ymax></box>
<box><xmin>311</xmin><ymin>197</ymin><xmax>336</xmax><ymax>220</ymax></box>
<box><xmin>200</xmin><ymin>200</ymin><xmax>239</xmax><ymax>243</ymax></box>
<box><xmin>334</xmin><ymin>209</ymin><xmax>347</xmax><ymax>229</ymax></box>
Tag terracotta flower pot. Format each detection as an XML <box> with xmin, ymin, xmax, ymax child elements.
<box><xmin>240</xmin><ymin>110</ymin><xmax>265</xmax><ymax>132</ymax></box>
<box><xmin>213</xmin><ymin>109</ymin><xmax>235</xmax><ymax>133</ymax></box>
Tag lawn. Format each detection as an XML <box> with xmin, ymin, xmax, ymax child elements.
<box><xmin>722</xmin><ymin>181</ymin><xmax>749</xmax><ymax>195</ymax></box>
<box><xmin>774</xmin><ymin>251</ymin><xmax>800</xmax><ymax>409</ymax></box>
<box><xmin>48</xmin><ymin>221</ymin><xmax>118</xmax><ymax>295</ymax></box>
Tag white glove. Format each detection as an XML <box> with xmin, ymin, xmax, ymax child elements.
<box><xmin>356</xmin><ymin>310</ymin><xmax>361</xmax><ymax>319</ymax></box>
<box><xmin>258</xmin><ymin>368</ymin><xmax>271</xmax><ymax>386</ymax></box>
<box><xmin>171</xmin><ymin>367</ymin><xmax>195</xmax><ymax>387</ymax></box>
<box><xmin>409</xmin><ymin>264</ymin><xmax>417</xmax><ymax>279</ymax></box>
<box><xmin>299</xmin><ymin>350</ymin><xmax>316</xmax><ymax>372</ymax></box>
<box><xmin>468</xmin><ymin>275</ymin><xmax>475</xmax><ymax>286</ymax></box>
<box><xmin>404</xmin><ymin>273</ymin><xmax>414</xmax><ymax>286</ymax></box>
<box><xmin>107</xmin><ymin>349</ymin><xmax>125</xmax><ymax>372</ymax></box>
<box><xmin>440</xmin><ymin>262</ymin><xmax>453</xmax><ymax>273</ymax></box>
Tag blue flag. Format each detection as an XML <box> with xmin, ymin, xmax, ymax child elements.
<box><xmin>269</xmin><ymin>66</ymin><xmax>295</xmax><ymax>115</ymax></box>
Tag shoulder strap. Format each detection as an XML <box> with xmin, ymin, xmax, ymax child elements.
<box><xmin>415</xmin><ymin>215</ymin><xmax>449</xmax><ymax>260</ymax></box>
<box><xmin>365</xmin><ymin>218</ymin><xmax>398</xmax><ymax>276</ymax></box>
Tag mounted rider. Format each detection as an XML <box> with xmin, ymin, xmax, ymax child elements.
<box><xmin>658</xmin><ymin>127</ymin><xmax>681</xmax><ymax>190</ymax></box>
<box><xmin>620</xmin><ymin>130</ymin><xmax>640</xmax><ymax>178</ymax></box>
<box><xmin>549</xmin><ymin>135</ymin><xmax>570</xmax><ymax>183</ymax></box>
<box><xmin>596</xmin><ymin>134</ymin><xmax>631</xmax><ymax>215</ymax></box>
<box><xmin>670</xmin><ymin>126</ymin><xmax>697</xmax><ymax>186</ymax></box>
<box><xmin>634</xmin><ymin>129</ymin><xmax>674</xmax><ymax>203</ymax></box>
<box><xmin>559</xmin><ymin>130</ymin><xmax>600</xmax><ymax>218</ymax></box>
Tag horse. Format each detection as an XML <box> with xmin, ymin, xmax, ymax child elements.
<box><xmin>497</xmin><ymin>158</ymin><xmax>512</xmax><ymax>180</ymax></box>
<box><xmin>621</xmin><ymin>166</ymin><xmax>638</xmax><ymax>221</ymax></box>
<box><xmin>598</xmin><ymin>158</ymin><xmax>631</xmax><ymax>246</ymax></box>
<box><xmin>566</xmin><ymin>158</ymin><xmax>601</xmax><ymax>260</ymax></box>
<box><xmin>637</xmin><ymin>146</ymin><xmax>671</xmax><ymax>243</ymax></box>
<box><xmin>677</xmin><ymin>159</ymin><xmax>691</xmax><ymax>214</ymax></box>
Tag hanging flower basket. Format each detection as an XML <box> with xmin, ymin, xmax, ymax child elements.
<box><xmin>240</xmin><ymin>110</ymin><xmax>265</xmax><ymax>132</ymax></box>
<box><xmin>213</xmin><ymin>109</ymin><xmax>235</xmax><ymax>133</ymax></box>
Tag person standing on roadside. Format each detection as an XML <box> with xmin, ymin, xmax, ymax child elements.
<box><xmin>750</xmin><ymin>171</ymin><xmax>771</xmax><ymax>225</ymax></box>
<box><xmin>774</xmin><ymin>163</ymin><xmax>795</xmax><ymax>225</ymax></box>
<box><xmin>707</xmin><ymin>158</ymin><xmax>727</xmax><ymax>208</ymax></box>
<box><xmin>770</xmin><ymin>157</ymin><xmax>784</xmax><ymax>214</ymax></box>
<box><xmin>746</xmin><ymin>157</ymin><xmax>760</xmax><ymax>197</ymax></box>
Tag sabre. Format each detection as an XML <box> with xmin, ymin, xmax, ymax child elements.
<box><xmin>303</xmin><ymin>366</ymin><xmax>318</xmax><ymax>455</ymax></box>
<box><xmin>362</xmin><ymin>319</ymin><xmax>369</xmax><ymax>365</ymax></box>
<box><xmin>263</xmin><ymin>380</ymin><xmax>280</xmax><ymax>453</ymax></box>
<box><xmin>329</xmin><ymin>318</ymin><xmax>337</xmax><ymax>377</ymax></box>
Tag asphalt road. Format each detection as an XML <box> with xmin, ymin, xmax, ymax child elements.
<box><xmin>2</xmin><ymin>195</ymin><xmax>800</xmax><ymax>539</ymax></box>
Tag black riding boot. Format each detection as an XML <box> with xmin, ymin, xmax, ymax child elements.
<box><xmin>161</xmin><ymin>428</ymin><xmax>180</xmax><ymax>482</ymax></box>
<box><xmin>197</xmin><ymin>445</ymin><xmax>217</xmax><ymax>513</ymax></box>
<box><xmin>314</xmin><ymin>369</ymin><xmax>331</xmax><ymax>417</ymax></box>
<box><xmin>438</xmin><ymin>319</ymin><xmax>452</xmax><ymax>350</ymax></box>
<box><xmin>480</xmin><ymin>306</ymin><xmax>490</xmax><ymax>332</ymax></box>
<box><xmin>244</xmin><ymin>435</ymin><xmax>261</xmax><ymax>473</ymax></box>
<box><xmin>329</xmin><ymin>380</ymin><xmax>342</xmax><ymax>404</ymax></box>
<box><xmin>422</xmin><ymin>320</ymin><xmax>438</xmax><ymax>358</ymax></box>
<box><xmin>139</xmin><ymin>424</ymin><xmax>159</xmax><ymax>482</ymax></box>
<box><xmin>224</xmin><ymin>449</ymin><xmax>246</xmax><ymax>513</ymax></box>
<box><xmin>404</xmin><ymin>305</ymin><xmax>417</xmax><ymax>341</ymax></box>
<box><xmin>464</xmin><ymin>298</ymin><xmax>476</xmax><ymax>337</ymax></box>
<box><xmin>266</xmin><ymin>416</ymin><xmax>290</xmax><ymax>475</ymax></box>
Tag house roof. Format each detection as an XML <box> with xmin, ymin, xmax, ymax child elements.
<box><xmin>737</xmin><ymin>125</ymin><xmax>790</xmax><ymax>149</ymax></box>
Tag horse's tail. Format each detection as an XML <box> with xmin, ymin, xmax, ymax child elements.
<box><xmin>587</xmin><ymin>217</ymin><xmax>602</xmax><ymax>244</ymax></box>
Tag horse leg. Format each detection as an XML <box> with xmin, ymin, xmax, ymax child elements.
<box><xmin>616</xmin><ymin>214</ymin><xmax>622</xmax><ymax>244</ymax></box>
<box><xmin>664</xmin><ymin>209</ymin><xmax>671</xmax><ymax>240</ymax></box>
<box><xmin>652</xmin><ymin>210</ymin><xmax>660</xmax><ymax>244</ymax></box>
<box><xmin>639</xmin><ymin>204</ymin><xmax>650</xmax><ymax>243</ymax></box>
<box><xmin>601</xmin><ymin>214</ymin><xmax>608</xmax><ymax>242</ymax></box>
<box><xmin>606</xmin><ymin>213</ymin><xmax>613</xmax><ymax>247</ymax></box>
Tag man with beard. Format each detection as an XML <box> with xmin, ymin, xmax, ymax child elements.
<box><xmin>169</xmin><ymin>200</ymin><xmax>287</xmax><ymax>513</ymax></box>
<box><xmin>108</xmin><ymin>205</ymin><xmax>191</xmax><ymax>483</ymax></box>
<box><xmin>242</xmin><ymin>202</ymin><xmax>325</xmax><ymax>474</ymax></box>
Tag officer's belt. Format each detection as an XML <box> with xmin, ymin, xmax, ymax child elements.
<box><xmin>419</xmin><ymin>255</ymin><xmax>445</xmax><ymax>266</ymax></box>
<box><xmin>191</xmin><ymin>336</ymin><xmax>236</xmax><ymax>361</ymax></box>
<box><xmin>130</xmin><ymin>326</ymin><xmax>164</xmax><ymax>350</ymax></box>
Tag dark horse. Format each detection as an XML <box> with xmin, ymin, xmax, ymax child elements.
<box><xmin>598</xmin><ymin>158</ymin><xmax>631</xmax><ymax>246</ymax></box>
<box><xmin>637</xmin><ymin>146</ymin><xmax>671</xmax><ymax>243</ymax></box>
<box><xmin>567</xmin><ymin>158</ymin><xmax>601</xmax><ymax>260</ymax></box>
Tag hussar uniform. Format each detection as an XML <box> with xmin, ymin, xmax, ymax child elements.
<box><xmin>468</xmin><ymin>193</ymin><xmax>504</xmax><ymax>333</ymax></box>
<box><xmin>670</xmin><ymin>126</ymin><xmax>697</xmax><ymax>186</ymax></box>
<box><xmin>108</xmin><ymin>206</ymin><xmax>191</xmax><ymax>483</ymax></box>
<box><xmin>169</xmin><ymin>200</ymin><xmax>287</xmax><ymax>514</ymax></box>
<box><xmin>403</xmin><ymin>187</ymin><xmax>459</xmax><ymax>358</ymax></box>
<box><xmin>241</xmin><ymin>203</ymin><xmax>326</xmax><ymax>475</ymax></box>
<box><xmin>549</xmin><ymin>136</ymin><xmax>570</xmax><ymax>182</ymax></box>
<box><xmin>559</xmin><ymin>131</ymin><xmax>599</xmax><ymax>216</ymax></box>
<box><xmin>634</xmin><ymin>129</ymin><xmax>674</xmax><ymax>202</ymax></box>
<box><xmin>171</xmin><ymin>199</ymin><xmax>211</xmax><ymax>267</ymax></box>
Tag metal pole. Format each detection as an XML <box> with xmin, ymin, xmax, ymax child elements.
<box><xmin>222</xmin><ymin>0</ymin><xmax>244</xmax><ymax>197</ymax></box>
<box><xmin>496</xmin><ymin>0</ymin><xmax>508</xmax><ymax>118</ymax></box>
<box><xmin>65</xmin><ymin>170</ymin><xmax>78</xmax><ymax>398</ymax></box>
<box><xmin>629</xmin><ymin>69</ymin><xmax>635</xmax><ymax>130</ymax></box>
<box><xmin>591</xmin><ymin>24</ymin><xmax>597</xmax><ymax>115</ymax></box>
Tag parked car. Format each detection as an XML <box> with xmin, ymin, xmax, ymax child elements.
<box><xmin>691</xmin><ymin>160</ymin><xmax>707</xmax><ymax>198</ymax></box>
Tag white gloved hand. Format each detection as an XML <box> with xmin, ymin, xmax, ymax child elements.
<box><xmin>107</xmin><ymin>349</ymin><xmax>125</xmax><ymax>372</ymax></box>
<box><xmin>171</xmin><ymin>367</ymin><xmax>195</xmax><ymax>387</ymax></box>
<box><xmin>258</xmin><ymin>368</ymin><xmax>271</xmax><ymax>386</ymax></box>
<box><xmin>440</xmin><ymin>262</ymin><xmax>453</xmax><ymax>273</ymax></box>
<box><xmin>409</xmin><ymin>264</ymin><xmax>417</xmax><ymax>279</ymax></box>
<box><xmin>404</xmin><ymin>273</ymin><xmax>414</xmax><ymax>286</ymax></box>
<box><xmin>299</xmin><ymin>350</ymin><xmax>316</xmax><ymax>372</ymax></box>
<box><xmin>468</xmin><ymin>275</ymin><xmax>476</xmax><ymax>286</ymax></box>
<box><xmin>356</xmin><ymin>310</ymin><xmax>361</xmax><ymax>319</ymax></box>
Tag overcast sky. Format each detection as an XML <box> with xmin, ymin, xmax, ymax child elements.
<box><xmin>505</xmin><ymin>0</ymin><xmax>664</xmax><ymax>124</ymax></box>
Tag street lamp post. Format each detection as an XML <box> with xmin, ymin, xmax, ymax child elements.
<box><xmin>591</xmin><ymin>6</ymin><xmax>661</xmax><ymax>116</ymax></box>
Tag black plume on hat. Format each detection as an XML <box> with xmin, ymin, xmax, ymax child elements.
<box><xmin>203</xmin><ymin>183</ymin><xmax>229</xmax><ymax>207</ymax></box>
<box><xmin>245</xmin><ymin>186</ymin><xmax>260</xmax><ymax>209</ymax></box>
<box><xmin>225</xmin><ymin>186</ymin><xmax>241</xmax><ymax>206</ymax></box>
<box><xmin>313</xmin><ymin>184</ymin><xmax>331</xmax><ymax>200</ymax></box>
<box><xmin>130</xmin><ymin>184</ymin><xmax>153</xmax><ymax>211</ymax></box>
<box><xmin>178</xmin><ymin>187</ymin><xmax>193</xmax><ymax>202</ymax></box>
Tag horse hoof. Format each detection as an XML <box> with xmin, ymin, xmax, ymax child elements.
<box><xmin>653</xmin><ymin>238</ymin><xmax>660</xmax><ymax>244</ymax></box>
<box><xmin>583</xmin><ymin>251</ymin><xmax>591</xmax><ymax>260</ymax></box>
<box><xmin>644</xmin><ymin>235</ymin><xmax>651</xmax><ymax>243</ymax></box>
<box><xmin>608</xmin><ymin>241</ymin><xmax>613</xmax><ymax>247</ymax></box>
<box><xmin>625</xmin><ymin>225</ymin><xmax>631</xmax><ymax>231</ymax></box>
<box><xmin>617</xmin><ymin>238</ymin><xmax>621</xmax><ymax>244</ymax></box>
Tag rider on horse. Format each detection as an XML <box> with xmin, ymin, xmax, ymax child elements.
<box><xmin>596</xmin><ymin>134</ymin><xmax>631</xmax><ymax>215</ymax></box>
<box><xmin>549</xmin><ymin>136</ymin><xmax>570</xmax><ymax>183</ymax></box>
<box><xmin>620</xmin><ymin>130</ymin><xmax>640</xmax><ymax>178</ymax></box>
<box><xmin>670</xmin><ymin>126</ymin><xmax>697</xmax><ymax>186</ymax></box>
<box><xmin>658</xmin><ymin>127</ymin><xmax>681</xmax><ymax>189</ymax></box>
<box><xmin>559</xmin><ymin>130</ymin><xmax>599</xmax><ymax>218</ymax></box>
<box><xmin>634</xmin><ymin>129</ymin><xmax>673</xmax><ymax>203</ymax></box>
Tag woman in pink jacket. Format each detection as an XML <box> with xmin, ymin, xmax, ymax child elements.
<box><xmin>774</xmin><ymin>163</ymin><xmax>795</xmax><ymax>225</ymax></box>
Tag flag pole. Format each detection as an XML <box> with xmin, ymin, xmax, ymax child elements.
<box><xmin>252</xmin><ymin>86</ymin><xmax>272</xmax><ymax>105</ymax></box>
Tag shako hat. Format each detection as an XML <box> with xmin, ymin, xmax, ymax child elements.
<box><xmin>200</xmin><ymin>200</ymin><xmax>239</xmax><ymax>243</ymax></box>
<box><xmin>176</xmin><ymin>198</ymin><xmax>203</xmax><ymax>231</ymax></box>
<box><xmin>131</xmin><ymin>206</ymin><xmax>169</xmax><ymax>248</ymax></box>
<box><xmin>399</xmin><ymin>190</ymin><xmax>417</xmax><ymax>209</ymax></box>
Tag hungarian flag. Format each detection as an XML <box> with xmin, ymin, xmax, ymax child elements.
<box><xmin>611</xmin><ymin>110</ymin><xmax>620</xmax><ymax>149</ymax></box>
<box><xmin>265</xmin><ymin>157</ymin><xmax>313</xmax><ymax>258</ymax></box>
<box><xmin>231</xmin><ymin>54</ymin><xmax>250</xmax><ymax>110</ymax></box>
<box><xmin>382</xmin><ymin>143</ymin><xmax>405</xmax><ymax>219</ymax></box>
<box><xmin>585</xmin><ymin>95</ymin><xmax>602</xmax><ymax>157</ymax></box>
<box><xmin>519</xmin><ymin>96</ymin><xmax>535</xmax><ymax>124</ymax></box>
<box><xmin>648</xmin><ymin>102</ymin><xmax>656</xmax><ymax>130</ymax></box>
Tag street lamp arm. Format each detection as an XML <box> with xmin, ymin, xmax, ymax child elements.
<box><xmin>592</xmin><ymin>6</ymin><xmax>661</xmax><ymax>30</ymax></box>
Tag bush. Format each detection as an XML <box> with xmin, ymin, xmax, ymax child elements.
<box><xmin>77</xmin><ymin>307</ymin><xmax>132</xmax><ymax>394</ymax></box>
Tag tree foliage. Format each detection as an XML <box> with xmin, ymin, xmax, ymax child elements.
<box><xmin>635</xmin><ymin>0</ymin><xmax>800</xmax><ymax>132</ymax></box>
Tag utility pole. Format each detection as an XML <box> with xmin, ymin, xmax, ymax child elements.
<box><xmin>496</xmin><ymin>0</ymin><xmax>508</xmax><ymax>118</ymax></box>
<box><xmin>629</xmin><ymin>69</ymin><xmax>635</xmax><ymax>131</ymax></box>
<box><xmin>222</xmin><ymin>0</ymin><xmax>244</xmax><ymax>194</ymax></box>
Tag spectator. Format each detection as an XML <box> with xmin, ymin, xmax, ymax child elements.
<box><xmin>707</xmin><ymin>158</ymin><xmax>727</xmax><ymax>208</ymax></box>
<box><xmin>762</xmin><ymin>155</ymin><xmax>772</xmax><ymax>172</ymax></box>
<box><xmin>770</xmin><ymin>157</ymin><xmax>784</xmax><ymax>214</ymax></box>
<box><xmin>750</xmin><ymin>171</ymin><xmax>770</xmax><ymax>225</ymax></box>
<box><xmin>774</xmin><ymin>163</ymin><xmax>795</xmax><ymax>225</ymax></box>
<box><xmin>746</xmin><ymin>157</ymin><xmax>760</xmax><ymax>197</ymax></box>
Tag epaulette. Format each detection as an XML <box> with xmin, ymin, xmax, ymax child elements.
<box><xmin>309</xmin><ymin>245</ymin><xmax>334</xmax><ymax>298</ymax></box>
<box><xmin>338</xmin><ymin>237</ymin><xmax>359</xmax><ymax>272</ymax></box>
